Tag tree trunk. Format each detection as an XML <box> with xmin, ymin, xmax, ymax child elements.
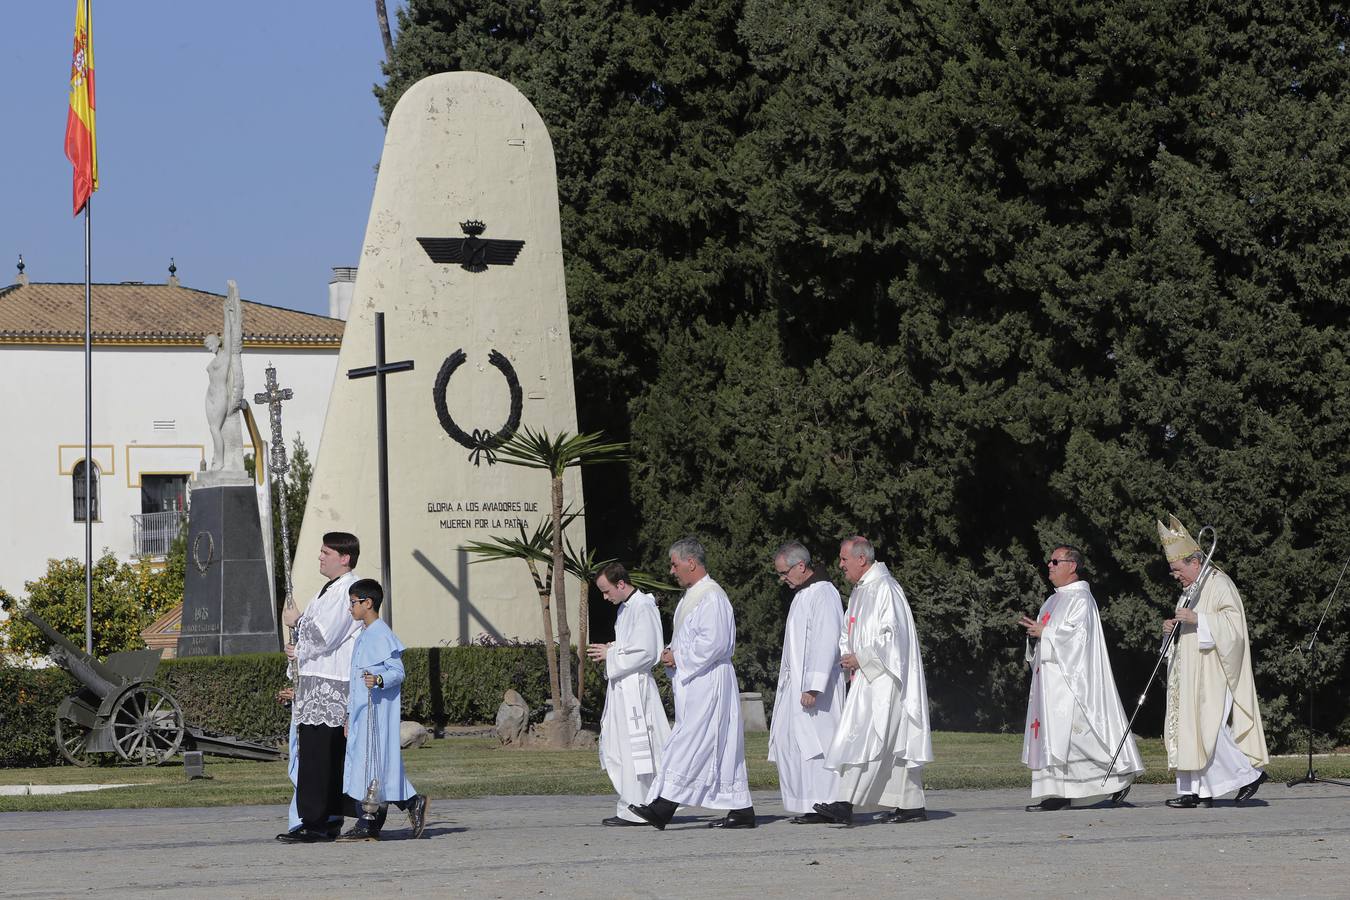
<box><xmin>526</xmin><ymin>560</ymin><xmax>561</xmax><ymax>715</ymax></box>
<box><xmin>374</xmin><ymin>0</ymin><xmax>394</xmax><ymax>63</ymax></box>
<box><xmin>550</xmin><ymin>473</ymin><xmax>574</xmax><ymax>719</ymax></box>
<box><xmin>576</xmin><ymin>573</ymin><xmax>589</xmax><ymax>712</ymax></box>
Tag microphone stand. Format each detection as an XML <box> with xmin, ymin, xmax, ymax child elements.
<box><xmin>1287</xmin><ymin>557</ymin><xmax>1349</xmax><ymax>789</ymax></box>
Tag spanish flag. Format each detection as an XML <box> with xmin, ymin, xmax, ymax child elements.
<box><xmin>63</xmin><ymin>0</ymin><xmax>98</xmax><ymax>216</ymax></box>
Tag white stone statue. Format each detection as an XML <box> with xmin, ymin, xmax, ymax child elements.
<box><xmin>199</xmin><ymin>280</ymin><xmax>251</xmax><ymax>486</ymax></box>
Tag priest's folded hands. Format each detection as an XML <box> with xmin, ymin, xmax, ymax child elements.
<box><xmin>840</xmin><ymin>653</ymin><xmax>859</xmax><ymax>671</ymax></box>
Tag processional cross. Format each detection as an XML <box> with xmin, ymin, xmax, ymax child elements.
<box><xmin>347</xmin><ymin>312</ymin><xmax>415</xmax><ymax>627</ymax></box>
<box><xmin>253</xmin><ymin>365</ymin><xmax>297</xmax><ymax>664</ymax></box>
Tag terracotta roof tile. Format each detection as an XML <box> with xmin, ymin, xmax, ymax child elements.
<box><xmin>0</xmin><ymin>282</ymin><xmax>344</xmax><ymax>346</ymax></box>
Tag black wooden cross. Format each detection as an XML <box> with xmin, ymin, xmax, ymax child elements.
<box><xmin>347</xmin><ymin>312</ymin><xmax>415</xmax><ymax>627</ymax></box>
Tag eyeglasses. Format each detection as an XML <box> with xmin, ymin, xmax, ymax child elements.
<box><xmin>349</xmin><ymin>597</ymin><xmax>369</xmax><ymax>606</ymax></box>
<box><xmin>1046</xmin><ymin>559</ymin><xmax>1073</xmax><ymax>568</ymax></box>
<box><xmin>773</xmin><ymin>562</ymin><xmax>800</xmax><ymax>581</ymax></box>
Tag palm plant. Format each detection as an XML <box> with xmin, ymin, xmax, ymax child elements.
<box><xmin>471</xmin><ymin>429</ymin><xmax>627</xmax><ymax>736</ymax></box>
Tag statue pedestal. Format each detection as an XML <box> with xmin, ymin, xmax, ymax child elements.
<box><xmin>176</xmin><ymin>484</ymin><xmax>278</xmax><ymax>657</ymax></box>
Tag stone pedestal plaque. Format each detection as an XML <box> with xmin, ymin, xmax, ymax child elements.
<box><xmin>293</xmin><ymin>72</ymin><xmax>585</xmax><ymax>646</ymax></box>
<box><xmin>177</xmin><ymin>484</ymin><xmax>279</xmax><ymax>657</ymax></box>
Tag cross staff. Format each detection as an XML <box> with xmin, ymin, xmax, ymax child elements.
<box><xmin>253</xmin><ymin>364</ymin><xmax>297</xmax><ymax>671</ymax></box>
<box><xmin>347</xmin><ymin>312</ymin><xmax>415</xmax><ymax>627</ymax></box>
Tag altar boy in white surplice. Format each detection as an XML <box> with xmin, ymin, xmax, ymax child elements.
<box><xmin>628</xmin><ymin>537</ymin><xmax>755</xmax><ymax>830</ymax></box>
<box><xmin>587</xmin><ymin>562</ymin><xmax>671</xmax><ymax>826</ymax></box>
<box><xmin>768</xmin><ymin>541</ymin><xmax>845</xmax><ymax>823</ymax></box>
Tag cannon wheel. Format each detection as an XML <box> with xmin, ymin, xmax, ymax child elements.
<box><xmin>110</xmin><ymin>685</ymin><xmax>185</xmax><ymax>765</ymax></box>
<box><xmin>55</xmin><ymin>715</ymin><xmax>95</xmax><ymax>767</ymax></box>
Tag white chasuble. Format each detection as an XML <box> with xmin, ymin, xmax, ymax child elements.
<box><xmin>598</xmin><ymin>591</ymin><xmax>671</xmax><ymax>818</ymax></box>
<box><xmin>1021</xmin><ymin>581</ymin><xmax>1142</xmax><ymax>798</ymax></box>
<box><xmin>768</xmin><ymin>576</ymin><xmax>846</xmax><ymax>812</ymax></box>
<box><xmin>647</xmin><ymin>576</ymin><xmax>752</xmax><ymax>810</ymax></box>
<box><xmin>825</xmin><ymin>563</ymin><xmax>932</xmax><ymax>808</ymax></box>
<box><xmin>1164</xmin><ymin>569</ymin><xmax>1268</xmax><ymax>773</ymax></box>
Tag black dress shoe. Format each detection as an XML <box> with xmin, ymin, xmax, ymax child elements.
<box><xmin>1234</xmin><ymin>771</ymin><xmax>1269</xmax><ymax>804</ymax></box>
<box><xmin>336</xmin><ymin>823</ymin><xmax>380</xmax><ymax>842</ymax></box>
<box><xmin>1025</xmin><ymin>797</ymin><xmax>1070</xmax><ymax>812</ymax></box>
<box><xmin>812</xmin><ymin>801</ymin><xmax>854</xmax><ymax>826</ymax></box>
<box><xmin>406</xmin><ymin>794</ymin><xmax>429</xmax><ymax>838</ymax></box>
<box><xmin>1110</xmin><ymin>784</ymin><xmax>1131</xmax><ymax>805</ymax></box>
<box><xmin>602</xmin><ymin>816</ymin><xmax>647</xmax><ymax>826</ymax></box>
<box><xmin>707</xmin><ymin>808</ymin><xmax>756</xmax><ymax>829</ymax></box>
<box><xmin>628</xmin><ymin>797</ymin><xmax>677</xmax><ymax>831</ymax></box>
<box><xmin>275</xmin><ymin>826</ymin><xmax>334</xmax><ymax>843</ymax></box>
<box><xmin>1165</xmin><ymin>794</ymin><xmax>1213</xmax><ymax>809</ymax></box>
<box><xmin>789</xmin><ymin>813</ymin><xmax>831</xmax><ymax>824</ymax></box>
<box><xmin>885</xmin><ymin>807</ymin><xmax>928</xmax><ymax>823</ymax></box>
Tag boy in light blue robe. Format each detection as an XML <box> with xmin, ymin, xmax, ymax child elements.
<box><xmin>337</xmin><ymin>579</ymin><xmax>429</xmax><ymax>841</ymax></box>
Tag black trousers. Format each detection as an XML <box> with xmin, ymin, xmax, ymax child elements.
<box><xmin>296</xmin><ymin>723</ymin><xmax>347</xmax><ymax>828</ymax></box>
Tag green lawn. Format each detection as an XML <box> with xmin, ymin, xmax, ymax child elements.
<box><xmin>2</xmin><ymin>731</ymin><xmax>1345</xmax><ymax>812</ymax></box>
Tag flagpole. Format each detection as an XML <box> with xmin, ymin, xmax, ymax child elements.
<box><xmin>83</xmin><ymin>196</ymin><xmax>93</xmax><ymax>655</ymax></box>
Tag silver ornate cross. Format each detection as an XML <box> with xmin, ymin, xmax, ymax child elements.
<box><xmin>253</xmin><ymin>364</ymin><xmax>298</xmax><ymax>674</ymax></box>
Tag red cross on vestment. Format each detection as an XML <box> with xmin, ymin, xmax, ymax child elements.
<box><xmin>1040</xmin><ymin>611</ymin><xmax>1051</xmax><ymax>625</ymax></box>
<box><xmin>1031</xmin><ymin>718</ymin><xmax>1041</xmax><ymax>739</ymax></box>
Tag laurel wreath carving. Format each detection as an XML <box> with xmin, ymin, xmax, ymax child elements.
<box><xmin>192</xmin><ymin>532</ymin><xmax>215</xmax><ymax>574</ymax></box>
<box><xmin>432</xmin><ymin>349</ymin><xmax>524</xmax><ymax>466</ymax></box>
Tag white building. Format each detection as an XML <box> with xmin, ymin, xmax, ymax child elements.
<box><xmin>0</xmin><ymin>264</ymin><xmax>348</xmax><ymax>605</ymax></box>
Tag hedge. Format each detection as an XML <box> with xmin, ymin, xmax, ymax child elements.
<box><xmin>1</xmin><ymin>646</ymin><xmax>622</xmax><ymax>768</ymax></box>
<box><xmin>0</xmin><ymin>665</ymin><xmax>78</xmax><ymax>768</ymax></box>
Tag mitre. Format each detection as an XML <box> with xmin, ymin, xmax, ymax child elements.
<box><xmin>1156</xmin><ymin>514</ymin><xmax>1201</xmax><ymax>562</ymax></box>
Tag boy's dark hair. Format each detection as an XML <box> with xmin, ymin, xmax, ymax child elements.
<box><xmin>349</xmin><ymin>578</ymin><xmax>383</xmax><ymax>612</ymax></box>
<box><xmin>323</xmin><ymin>531</ymin><xmax>361</xmax><ymax>568</ymax></box>
<box><xmin>600</xmin><ymin>561</ymin><xmax>630</xmax><ymax>587</ymax></box>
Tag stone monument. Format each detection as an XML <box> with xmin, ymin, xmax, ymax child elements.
<box><xmin>177</xmin><ymin>282</ymin><xmax>279</xmax><ymax>657</ymax></box>
<box><xmin>292</xmin><ymin>72</ymin><xmax>585</xmax><ymax>646</ymax></box>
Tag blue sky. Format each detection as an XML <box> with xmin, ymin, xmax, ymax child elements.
<box><xmin>1</xmin><ymin>2</ymin><xmax>400</xmax><ymax>317</ymax></box>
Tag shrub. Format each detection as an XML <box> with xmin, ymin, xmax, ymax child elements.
<box><xmin>1</xmin><ymin>551</ymin><xmax>180</xmax><ymax>659</ymax></box>
<box><xmin>0</xmin><ymin>664</ymin><xmax>78</xmax><ymax>768</ymax></box>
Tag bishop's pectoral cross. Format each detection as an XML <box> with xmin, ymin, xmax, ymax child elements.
<box><xmin>1031</xmin><ymin>718</ymin><xmax>1041</xmax><ymax>739</ymax></box>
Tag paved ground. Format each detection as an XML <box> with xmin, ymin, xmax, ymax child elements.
<box><xmin>2</xmin><ymin>782</ymin><xmax>1348</xmax><ymax>898</ymax></box>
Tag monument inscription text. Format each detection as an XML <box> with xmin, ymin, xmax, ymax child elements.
<box><xmin>427</xmin><ymin>497</ymin><xmax>540</xmax><ymax>529</ymax></box>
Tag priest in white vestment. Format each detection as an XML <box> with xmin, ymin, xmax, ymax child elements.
<box><xmin>814</xmin><ymin>536</ymin><xmax>933</xmax><ymax>826</ymax></box>
<box><xmin>587</xmin><ymin>562</ymin><xmax>672</xmax><ymax>826</ymax></box>
<box><xmin>1158</xmin><ymin>516</ymin><xmax>1269</xmax><ymax>808</ymax></box>
<box><xmin>768</xmin><ymin>541</ymin><xmax>845</xmax><ymax>822</ymax></box>
<box><xmin>629</xmin><ymin>537</ymin><xmax>755</xmax><ymax>830</ymax></box>
<box><xmin>1019</xmin><ymin>544</ymin><xmax>1142</xmax><ymax>810</ymax></box>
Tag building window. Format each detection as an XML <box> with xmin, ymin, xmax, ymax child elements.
<box><xmin>73</xmin><ymin>460</ymin><xmax>100</xmax><ymax>522</ymax></box>
<box><xmin>140</xmin><ymin>474</ymin><xmax>188</xmax><ymax>514</ymax></box>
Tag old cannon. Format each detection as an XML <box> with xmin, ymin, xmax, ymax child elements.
<box><xmin>3</xmin><ymin>597</ymin><xmax>282</xmax><ymax>766</ymax></box>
